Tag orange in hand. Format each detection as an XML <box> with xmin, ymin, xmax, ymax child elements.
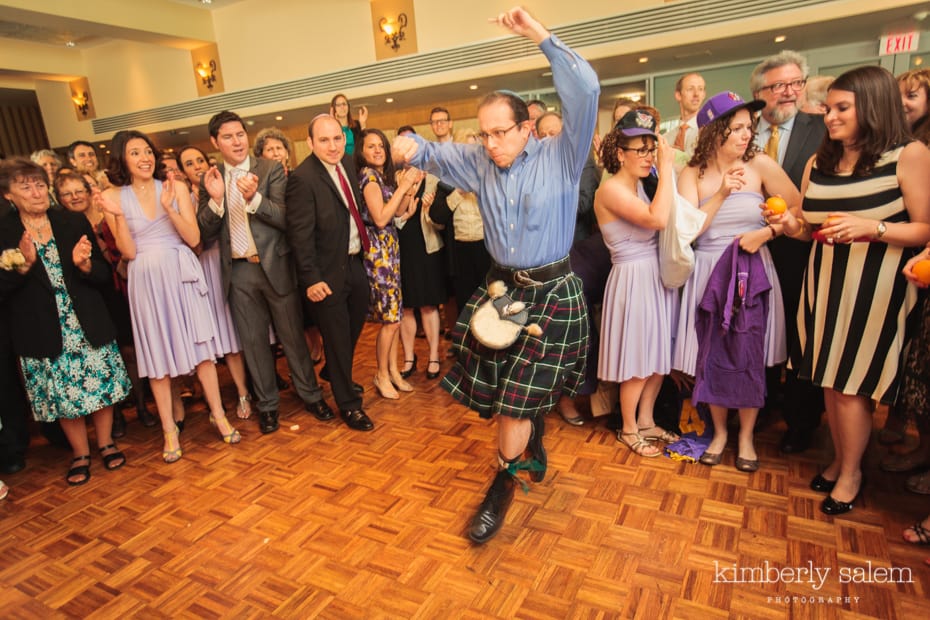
<box><xmin>765</xmin><ymin>196</ymin><xmax>787</xmax><ymax>214</ymax></box>
<box><xmin>913</xmin><ymin>259</ymin><xmax>930</xmax><ymax>285</ymax></box>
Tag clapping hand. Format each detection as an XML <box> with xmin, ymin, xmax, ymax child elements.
<box><xmin>18</xmin><ymin>231</ymin><xmax>36</xmax><ymax>271</ymax></box>
<box><xmin>72</xmin><ymin>234</ymin><xmax>93</xmax><ymax>273</ymax></box>
<box><xmin>93</xmin><ymin>187</ymin><xmax>123</xmax><ymax>217</ymax></box>
<box><xmin>237</xmin><ymin>172</ymin><xmax>258</xmax><ymax>202</ymax></box>
<box><xmin>203</xmin><ymin>167</ymin><xmax>226</xmax><ymax>202</ymax></box>
<box><xmin>160</xmin><ymin>171</ymin><xmax>177</xmax><ymax>213</ymax></box>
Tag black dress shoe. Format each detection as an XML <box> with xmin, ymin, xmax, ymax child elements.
<box><xmin>305</xmin><ymin>399</ymin><xmax>335</xmax><ymax>421</ymax></box>
<box><xmin>468</xmin><ymin>470</ymin><xmax>516</xmax><ymax>544</ymax></box>
<box><xmin>0</xmin><ymin>459</ymin><xmax>25</xmax><ymax>475</ymax></box>
<box><xmin>319</xmin><ymin>366</ymin><xmax>364</xmax><ymax>393</ymax></box>
<box><xmin>810</xmin><ymin>473</ymin><xmax>836</xmax><ymax>493</ymax></box>
<box><xmin>527</xmin><ymin>415</ymin><xmax>547</xmax><ymax>482</ymax></box>
<box><xmin>779</xmin><ymin>429</ymin><xmax>812</xmax><ymax>454</ymax></box>
<box><xmin>340</xmin><ymin>409</ymin><xmax>374</xmax><ymax>431</ymax></box>
<box><xmin>259</xmin><ymin>410</ymin><xmax>279</xmax><ymax>434</ymax></box>
<box><xmin>112</xmin><ymin>406</ymin><xmax>127</xmax><ymax>439</ymax></box>
<box><xmin>821</xmin><ymin>494</ymin><xmax>856</xmax><ymax>515</ymax></box>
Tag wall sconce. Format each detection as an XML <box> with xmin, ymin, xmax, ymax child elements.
<box><xmin>196</xmin><ymin>60</ymin><xmax>217</xmax><ymax>90</ymax></box>
<box><xmin>71</xmin><ymin>91</ymin><xmax>89</xmax><ymax>116</ymax></box>
<box><xmin>379</xmin><ymin>13</ymin><xmax>407</xmax><ymax>51</ymax></box>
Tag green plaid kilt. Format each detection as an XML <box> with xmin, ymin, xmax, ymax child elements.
<box><xmin>441</xmin><ymin>271</ymin><xmax>588</xmax><ymax>420</ymax></box>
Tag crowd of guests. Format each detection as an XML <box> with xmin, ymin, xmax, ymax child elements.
<box><xmin>2</xmin><ymin>45</ymin><xmax>930</xmax><ymax>559</ymax></box>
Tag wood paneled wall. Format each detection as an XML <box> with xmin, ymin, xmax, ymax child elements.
<box><xmin>0</xmin><ymin>102</ymin><xmax>49</xmax><ymax>158</ymax></box>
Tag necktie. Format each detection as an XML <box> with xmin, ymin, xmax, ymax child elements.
<box><xmin>765</xmin><ymin>125</ymin><xmax>780</xmax><ymax>160</ymax></box>
<box><xmin>227</xmin><ymin>167</ymin><xmax>250</xmax><ymax>257</ymax></box>
<box><xmin>335</xmin><ymin>165</ymin><xmax>370</xmax><ymax>253</ymax></box>
<box><xmin>674</xmin><ymin>123</ymin><xmax>688</xmax><ymax>151</ymax></box>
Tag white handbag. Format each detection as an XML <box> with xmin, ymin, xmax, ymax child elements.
<box><xmin>658</xmin><ymin>176</ymin><xmax>706</xmax><ymax>289</ymax></box>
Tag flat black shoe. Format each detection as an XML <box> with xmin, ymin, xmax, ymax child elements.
<box><xmin>340</xmin><ymin>409</ymin><xmax>374</xmax><ymax>432</ymax></box>
<box><xmin>528</xmin><ymin>415</ymin><xmax>547</xmax><ymax>482</ymax></box>
<box><xmin>259</xmin><ymin>410</ymin><xmax>279</xmax><ymax>434</ymax></box>
<box><xmin>306</xmin><ymin>399</ymin><xmax>335</xmax><ymax>421</ymax></box>
<box><xmin>779</xmin><ymin>429</ymin><xmax>812</xmax><ymax>454</ymax></box>
<box><xmin>426</xmin><ymin>359</ymin><xmax>441</xmax><ymax>380</ymax></box>
<box><xmin>111</xmin><ymin>406</ymin><xmax>127</xmax><ymax>439</ymax></box>
<box><xmin>0</xmin><ymin>459</ymin><xmax>25</xmax><ymax>475</ymax></box>
<box><xmin>821</xmin><ymin>494</ymin><xmax>856</xmax><ymax>515</ymax></box>
<box><xmin>99</xmin><ymin>444</ymin><xmax>126</xmax><ymax>471</ymax></box>
<box><xmin>810</xmin><ymin>473</ymin><xmax>836</xmax><ymax>493</ymax></box>
<box><xmin>468</xmin><ymin>470</ymin><xmax>516</xmax><ymax>544</ymax></box>
<box><xmin>400</xmin><ymin>354</ymin><xmax>417</xmax><ymax>379</ymax></box>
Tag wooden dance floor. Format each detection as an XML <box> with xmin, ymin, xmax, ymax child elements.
<box><xmin>1</xmin><ymin>322</ymin><xmax>928</xmax><ymax>618</ymax></box>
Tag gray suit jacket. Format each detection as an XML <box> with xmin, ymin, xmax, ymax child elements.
<box><xmin>782</xmin><ymin>111</ymin><xmax>826</xmax><ymax>189</ymax></box>
<box><xmin>197</xmin><ymin>157</ymin><xmax>295</xmax><ymax>297</ymax></box>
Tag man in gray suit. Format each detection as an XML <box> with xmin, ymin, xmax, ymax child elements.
<box><xmin>751</xmin><ymin>52</ymin><xmax>827</xmax><ymax>454</ymax></box>
<box><xmin>198</xmin><ymin>110</ymin><xmax>335</xmax><ymax>434</ymax></box>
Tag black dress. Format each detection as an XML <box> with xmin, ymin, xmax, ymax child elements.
<box><xmin>398</xmin><ymin>181</ymin><xmax>449</xmax><ymax>308</ymax></box>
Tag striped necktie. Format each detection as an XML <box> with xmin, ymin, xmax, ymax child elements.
<box><xmin>227</xmin><ymin>167</ymin><xmax>250</xmax><ymax>257</ymax></box>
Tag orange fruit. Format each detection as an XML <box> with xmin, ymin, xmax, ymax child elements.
<box><xmin>765</xmin><ymin>196</ymin><xmax>787</xmax><ymax>214</ymax></box>
<box><xmin>913</xmin><ymin>259</ymin><xmax>930</xmax><ymax>285</ymax></box>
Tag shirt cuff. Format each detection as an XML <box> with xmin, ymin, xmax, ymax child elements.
<box><xmin>208</xmin><ymin>198</ymin><xmax>225</xmax><ymax>216</ymax></box>
<box><xmin>246</xmin><ymin>192</ymin><xmax>262</xmax><ymax>214</ymax></box>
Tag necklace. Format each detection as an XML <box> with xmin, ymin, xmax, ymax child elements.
<box><xmin>132</xmin><ymin>183</ymin><xmax>153</xmax><ymax>195</ymax></box>
<box><xmin>21</xmin><ymin>216</ymin><xmax>50</xmax><ymax>241</ymax></box>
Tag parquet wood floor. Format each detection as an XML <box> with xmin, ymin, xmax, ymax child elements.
<box><xmin>2</xmin><ymin>322</ymin><xmax>929</xmax><ymax>618</ymax></box>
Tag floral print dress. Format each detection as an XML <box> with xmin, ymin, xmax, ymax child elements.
<box><xmin>20</xmin><ymin>236</ymin><xmax>130</xmax><ymax>421</ymax></box>
<box><xmin>358</xmin><ymin>166</ymin><xmax>403</xmax><ymax>324</ymax></box>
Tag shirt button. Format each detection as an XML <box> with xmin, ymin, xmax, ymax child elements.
<box><xmin>510</xmin><ymin>224</ymin><xmax>514</xmax><ymax>230</ymax></box>
<box><xmin>509</xmin><ymin>199</ymin><xmax>514</xmax><ymax>205</ymax></box>
<box><xmin>510</xmin><ymin>248</ymin><xmax>515</xmax><ymax>254</ymax></box>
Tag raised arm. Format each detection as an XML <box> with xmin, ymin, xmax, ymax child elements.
<box><xmin>96</xmin><ymin>187</ymin><xmax>136</xmax><ymax>260</ymax></box>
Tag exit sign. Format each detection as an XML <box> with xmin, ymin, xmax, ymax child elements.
<box><xmin>880</xmin><ymin>32</ymin><xmax>920</xmax><ymax>55</ymax></box>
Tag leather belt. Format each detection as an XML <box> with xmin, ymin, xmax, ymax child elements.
<box><xmin>488</xmin><ymin>256</ymin><xmax>571</xmax><ymax>288</ymax></box>
<box><xmin>233</xmin><ymin>255</ymin><xmax>261</xmax><ymax>263</ymax></box>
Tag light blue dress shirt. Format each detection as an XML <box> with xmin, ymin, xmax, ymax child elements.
<box><xmin>409</xmin><ymin>34</ymin><xmax>600</xmax><ymax>269</ymax></box>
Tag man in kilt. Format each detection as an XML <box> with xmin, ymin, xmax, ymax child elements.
<box><xmin>392</xmin><ymin>6</ymin><xmax>599</xmax><ymax>544</ymax></box>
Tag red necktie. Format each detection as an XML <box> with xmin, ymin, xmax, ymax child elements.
<box><xmin>335</xmin><ymin>165</ymin><xmax>370</xmax><ymax>253</ymax></box>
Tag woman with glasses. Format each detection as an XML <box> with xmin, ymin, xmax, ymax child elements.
<box><xmin>594</xmin><ymin>109</ymin><xmax>678</xmax><ymax>456</ymax></box>
<box><xmin>673</xmin><ymin>92</ymin><xmax>800</xmax><ymax>471</ymax></box>
<box><xmin>330</xmin><ymin>94</ymin><xmax>367</xmax><ymax>156</ymax></box>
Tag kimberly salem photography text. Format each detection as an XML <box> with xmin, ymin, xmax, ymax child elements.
<box><xmin>713</xmin><ymin>560</ymin><xmax>913</xmax><ymax>591</ymax></box>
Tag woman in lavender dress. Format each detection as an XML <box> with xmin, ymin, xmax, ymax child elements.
<box><xmin>179</xmin><ymin>145</ymin><xmax>252</xmax><ymax>420</ymax></box>
<box><xmin>98</xmin><ymin>131</ymin><xmax>241</xmax><ymax>464</ymax></box>
<box><xmin>595</xmin><ymin>109</ymin><xmax>678</xmax><ymax>457</ymax></box>
<box><xmin>355</xmin><ymin>129</ymin><xmax>423</xmax><ymax>399</ymax></box>
<box><xmin>673</xmin><ymin>92</ymin><xmax>799</xmax><ymax>471</ymax></box>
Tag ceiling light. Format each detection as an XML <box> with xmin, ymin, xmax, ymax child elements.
<box><xmin>774</xmin><ymin>35</ymin><xmax>787</xmax><ymax>43</ymax></box>
<box><xmin>275</xmin><ymin>115</ymin><xmax>283</xmax><ymax>121</ymax></box>
<box><xmin>540</xmin><ymin>71</ymin><xmax>553</xmax><ymax>77</ymax></box>
<box><xmin>385</xmin><ymin>97</ymin><xmax>394</xmax><ymax>103</ymax></box>
<box><xmin>246</xmin><ymin>120</ymin><xmax>255</xmax><ymax>126</ymax></box>
<box><xmin>201</xmin><ymin>0</ymin><xmax>213</xmax><ymax>4</ymax></box>
<box><xmin>99</xmin><ymin>144</ymin><xmax>106</xmax><ymax>148</ymax></box>
<box><xmin>469</xmin><ymin>84</ymin><xmax>478</xmax><ymax>90</ymax></box>
<box><xmin>65</xmin><ymin>41</ymin><xmax>76</xmax><ymax>48</ymax></box>
<box><xmin>638</xmin><ymin>57</ymin><xmax>648</xmax><ymax>63</ymax></box>
<box><xmin>916</xmin><ymin>57</ymin><xmax>924</xmax><ymax>66</ymax></box>
<box><xmin>915</xmin><ymin>11</ymin><xmax>929</xmax><ymax>21</ymax></box>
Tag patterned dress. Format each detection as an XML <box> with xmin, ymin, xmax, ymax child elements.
<box><xmin>796</xmin><ymin>145</ymin><xmax>917</xmax><ymax>404</ymax></box>
<box><xmin>358</xmin><ymin>166</ymin><xmax>402</xmax><ymax>324</ymax></box>
<box><xmin>20</xmin><ymin>237</ymin><xmax>130</xmax><ymax>422</ymax></box>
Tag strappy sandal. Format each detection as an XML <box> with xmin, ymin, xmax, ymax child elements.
<box><xmin>163</xmin><ymin>426</ymin><xmax>182</xmax><ymax>464</ymax></box>
<box><xmin>618</xmin><ymin>431</ymin><xmax>661</xmax><ymax>457</ymax></box>
<box><xmin>98</xmin><ymin>444</ymin><xmax>126</xmax><ymax>471</ymax></box>
<box><xmin>0</xmin><ymin>480</ymin><xmax>8</xmax><ymax>500</ymax></box>
<box><xmin>903</xmin><ymin>519</ymin><xmax>930</xmax><ymax>545</ymax></box>
<box><xmin>236</xmin><ymin>394</ymin><xmax>252</xmax><ymax>420</ymax></box>
<box><xmin>638</xmin><ymin>425</ymin><xmax>680</xmax><ymax>443</ymax></box>
<box><xmin>210</xmin><ymin>413</ymin><xmax>242</xmax><ymax>444</ymax></box>
<box><xmin>66</xmin><ymin>455</ymin><xmax>91</xmax><ymax>486</ymax></box>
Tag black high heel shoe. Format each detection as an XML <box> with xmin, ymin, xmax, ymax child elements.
<box><xmin>426</xmin><ymin>359</ymin><xmax>441</xmax><ymax>379</ymax></box>
<box><xmin>400</xmin><ymin>354</ymin><xmax>417</xmax><ymax>379</ymax></box>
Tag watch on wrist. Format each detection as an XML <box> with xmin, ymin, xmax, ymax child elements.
<box><xmin>876</xmin><ymin>221</ymin><xmax>887</xmax><ymax>239</ymax></box>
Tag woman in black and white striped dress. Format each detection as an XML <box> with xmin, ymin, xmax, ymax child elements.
<box><xmin>773</xmin><ymin>65</ymin><xmax>930</xmax><ymax>515</ymax></box>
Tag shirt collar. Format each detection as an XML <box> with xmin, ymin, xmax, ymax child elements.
<box><xmin>758</xmin><ymin>113</ymin><xmax>797</xmax><ymax>133</ymax></box>
<box><xmin>224</xmin><ymin>155</ymin><xmax>251</xmax><ymax>174</ymax></box>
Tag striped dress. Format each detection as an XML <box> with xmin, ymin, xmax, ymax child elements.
<box><xmin>795</xmin><ymin>145</ymin><xmax>917</xmax><ymax>404</ymax></box>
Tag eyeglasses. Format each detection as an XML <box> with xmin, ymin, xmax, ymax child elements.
<box><xmin>621</xmin><ymin>146</ymin><xmax>658</xmax><ymax>157</ymax></box>
<box><xmin>59</xmin><ymin>190</ymin><xmax>87</xmax><ymax>201</ymax></box>
<box><xmin>759</xmin><ymin>79</ymin><xmax>807</xmax><ymax>95</ymax></box>
<box><xmin>430</xmin><ymin>118</ymin><xmax>450</xmax><ymax>125</ymax></box>
<box><xmin>477</xmin><ymin>123</ymin><xmax>520</xmax><ymax>143</ymax></box>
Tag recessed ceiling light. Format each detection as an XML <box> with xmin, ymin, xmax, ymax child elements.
<box><xmin>540</xmin><ymin>71</ymin><xmax>553</xmax><ymax>77</ymax></box>
<box><xmin>275</xmin><ymin>115</ymin><xmax>283</xmax><ymax>121</ymax></box>
<box><xmin>916</xmin><ymin>57</ymin><xmax>924</xmax><ymax>66</ymax></box>
<box><xmin>246</xmin><ymin>120</ymin><xmax>255</xmax><ymax>126</ymax></box>
<box><xmin>201</xmin><ymin>0</ymin><xmax>213</xmax><ymax>4</ymax></box>
<box><xmin>469</xmin><ymin>84</ymin><xmax>478</xmax><ymax>90</ymax></box>
<box><xmin>99</xmin><ymin>144</ymin><xmax>106</xmax><ymax>148</ymax></box>
<box><xmin>638</xmin><ymin>57</ymin><xmax>648</xmax><ymax>63</ymax></box>
<box><xmin>65</xmin><ymin>41</ymin><xmax>76</xmax><ymax>48</ymax></box>
<box><xmin>385</xmin><ymin>97</ymin><xmax>394</xmax><ymax>103</ymax></box>
<box><xmin>774</xmin><ymin>35</ymin><xmax>787</xmax><ymax>43</ymax></box>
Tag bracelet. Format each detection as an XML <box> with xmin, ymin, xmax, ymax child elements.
<box><xmin>768</xmin><ymin>224</ymin><xmax>777</xmax><ymax>239</ymax></box>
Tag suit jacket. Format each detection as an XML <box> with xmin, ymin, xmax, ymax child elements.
<box><xmin>285</xmin><ymin>153</ymin><xmax>365</xmax><ymax>302</ymax></box>
<box><xmin>782</xmin><ymin>112</ymin><xmax>826</xmax><ymax>189</ymax></box>
<box><xmin>196</xmin><ymin>157</ymin><xmax>294</xmax><ymax>297</ymax></box>
<box><xmin>0</xmin><ymin>208</ymin><xmax>116</xmax><ymax>358</ymax></box>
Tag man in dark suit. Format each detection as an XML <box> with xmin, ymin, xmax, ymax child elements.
<box><xmin>750</xmin><ymin>51</ymin><xmax>827</xmax><ymax>454</ymax></box>
<box><xmin>285</xmin><ymin>114</ymin><xmax>373</xmax><ymax>432</ymax></box>
<box><xmin>198</xmin><ymin>110</ymin><xmax>334</xmax><ymax>434</ymax></box>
